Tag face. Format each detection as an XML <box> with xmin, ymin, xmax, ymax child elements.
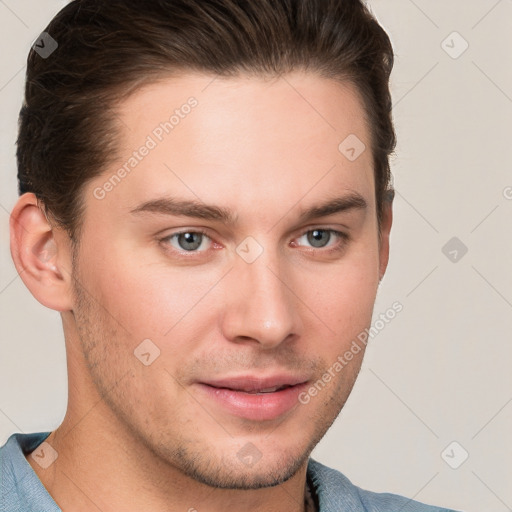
<box><xmin>70</xmin><ymin>71</ymin><xmax>388</xmax><ymax>489</ymax></box>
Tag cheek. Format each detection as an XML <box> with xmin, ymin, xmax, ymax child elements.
<box><xmin>76</xmin><ymin>241</ymin><xmax>165</xmax><ymax>334</ymax></box>
<box><xmin>98</xmin><ymin>268</ymin><xmax>188</xmax><ymax>336</ymax></box>
<box><xmin>83</xmin><ymin>244</ymin><xmax>223</xmax><ymax>350</ymax></box>
<box><xmin>299</xmin><ymin>246</ymin><xmax>380</xmax><ymax>334</ymax></box>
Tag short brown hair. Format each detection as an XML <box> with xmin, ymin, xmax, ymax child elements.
<box><xmin>17</xmin><ymin>0</ymin><xmax>396</xmax><ymax>242</ymax></box>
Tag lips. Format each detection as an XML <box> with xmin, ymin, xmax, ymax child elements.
<box><xmin>195</xmin><ymin>374</ymin><xmax>310</xmax><ymax>421</ymax></box>
<box><xmin>200</xmin><ymin>375</ymin><xmax>308</xmax><ymax>393</ymax></box>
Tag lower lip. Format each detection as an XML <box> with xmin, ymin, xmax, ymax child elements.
<box><xmin>196</xmin><ymin>382</ymin><xmax>309</xmax><ymax>421</ymax></box>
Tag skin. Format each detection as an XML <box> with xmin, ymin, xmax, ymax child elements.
<box><xmin>10</xmin><ymin>70</ymin><xmax>392</xmax><ymax>512</ymax></box>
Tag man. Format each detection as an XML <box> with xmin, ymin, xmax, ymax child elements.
<box><xmin>1</xmin><ymin>1</ymin><xmax>461</xmax><ymax>511</ymax></box>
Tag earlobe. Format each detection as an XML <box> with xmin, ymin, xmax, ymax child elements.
<box><xmin>9</xmin><ymin>192</ymin><xmax>74</xmax><ymax>312</ymax></box>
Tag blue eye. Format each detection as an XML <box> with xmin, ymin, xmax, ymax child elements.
<box><xmin>163</xmin><ymin>230</ymin><xmax>212</xmax><ymax>252</ymax></box>
<box><xmin>296</xmin><ymin>229</ymin><xmax>347</xmax><ymax>250</ymax></box>
<box><xmin>302</xmin><ymin>229</ymin><xmax>336</xmax><ymax>248</ymax></box>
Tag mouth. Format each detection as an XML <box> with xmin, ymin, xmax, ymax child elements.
<box><xmin>204</xmin><ymin>383</ymin><xmax>297</xmax><ymax>394</ymax></box>
<box><xmin>227</xmin><ymin>384</ymin><xmax>294</xmax><ymax>394</ymax></box>
<box><xmin>195</xmin><ymin>375</ymin><xmax>309</xmax><ymax>421</ymax></box>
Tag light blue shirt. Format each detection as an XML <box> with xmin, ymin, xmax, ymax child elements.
<box><xmin>1</xmin><ymin>432</ymin><xmax>461</xmax><ymax>511</ymax></box>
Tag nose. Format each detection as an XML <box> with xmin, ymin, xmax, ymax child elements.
<box><xmin>220</xmin><ymin>248</ymin><xmax>302</xmax><ymax>349</ymax></box>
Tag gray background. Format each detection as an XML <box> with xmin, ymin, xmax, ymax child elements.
<box><xmin>1</xmin><ymin>1</ymin><xmax>511</xmax><ymax>511</ymax></box>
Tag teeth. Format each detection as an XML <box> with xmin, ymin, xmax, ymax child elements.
<box><xmin>245</xmin><ymin>385</ymin><xmax>287</xmax><ymax>394</ymax></box>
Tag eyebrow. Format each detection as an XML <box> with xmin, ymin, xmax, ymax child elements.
<box><xmin>129</xmin><ymin>192</ymin><xmax>367</xmax><ymax>225</ymax></box>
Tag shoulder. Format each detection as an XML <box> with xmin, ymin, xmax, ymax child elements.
<box><xmin>0</xmin><ymin>431</ymin><xmax>60</xmax><ymax>512</ymax></box>
<box><xmin>307</xmin><ymin>458</ymin><xmax>462</xmax><ymax>512</ymax></box>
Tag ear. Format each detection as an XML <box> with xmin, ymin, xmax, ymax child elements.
<box><xmin>9</xmin><ymin>192</ymin><xmax>74</xmax><ymax>312</ymax></box>
<box><xmin>378</xmin><ymin>190</ymin><xmax>394</xmax><ymax>282</ymax></box>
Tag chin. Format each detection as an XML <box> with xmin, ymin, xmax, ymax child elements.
<box><xmin>163</xmin><ymin>440</ymin><xmax>312</xmax><ymax>490</ymax></box>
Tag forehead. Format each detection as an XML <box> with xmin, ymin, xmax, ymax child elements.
<box><xmin>87</xmin><ymin>70</ymin><xmax>375</xmax><ymax>223</ymax></box>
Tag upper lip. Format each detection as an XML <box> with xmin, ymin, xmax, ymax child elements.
<box><xmin>199</xmin><ymin>374</ymin><xmax>309</xmax><ymax>392</ymax></box>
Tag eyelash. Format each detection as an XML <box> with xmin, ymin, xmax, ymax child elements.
<box><xmin>158</xmin><ymin>228</ymin><xmax>349</xmax><ymax>259</ymax></box>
